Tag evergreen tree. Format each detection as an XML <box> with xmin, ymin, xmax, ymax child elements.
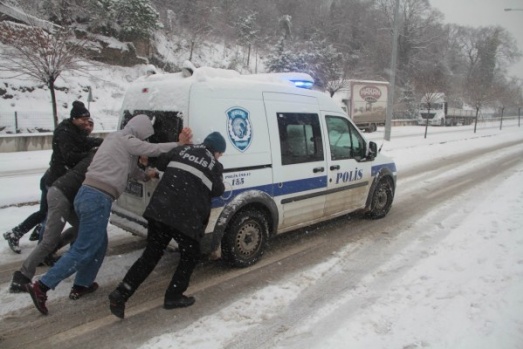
<box><xmin>114</xmin><ymin>0</ymin><xmax>161</xmax><ymax>40</ymax></box>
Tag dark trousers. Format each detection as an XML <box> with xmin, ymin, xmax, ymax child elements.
<box><xmin>121</xmin><ymin>219</ymin><xmax>201</xmax><ymax>300</ymax></box>
<box><xmin>14</xmin><ymin>184</ymin><xmax>48</xmax><ymax>237</ymax></box>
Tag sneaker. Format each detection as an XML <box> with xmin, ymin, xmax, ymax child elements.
<box><xmin>69</xmin><ymin>282</ymin><xmax>99</xmax><ymax>300</ymax></box>
<box><xmin>26</xmin><ymin>281</ymin><xmax>48</xmax><ymax>315</ymax></box>
<box><xmin>164</xmin><ymin>295</ymin><xmax>195</xmax><ymax>309</ymax></box>
<box><xmin>3</xmin><ymin>231</ymin><xmax>21</xmax><ymax>254</ymax></box>
<box><xmin>109</xmin><ymin>289</ymin><xmax>126</xmax><ymax>319</ymax></box>
<box><xmin>29</xmin><ymin>224</ymin><xmax>42</xmax><ymax>241</ymax></box>
<box><xmin>9</xmin><ymin>271</ymin><xmax>31</xmax><ymax>293</ymax></box>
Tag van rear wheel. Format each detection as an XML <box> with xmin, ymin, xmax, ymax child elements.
<box><xmin>366</xmin><ymin>178</ymin><xmax>394</xmax><ymax>219</ymax></box>
<box><xmin>221</xmin><ymin>210</ymin><xmax>268</xmax><ymax>268</ymax></box>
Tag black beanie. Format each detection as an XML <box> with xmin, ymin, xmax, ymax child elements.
<box><xmin>203</xmin><ymin>132</ymin><xmax>226</xmax><ymax>153</ymax></box>
<box><xmin>70</xmin><ymin>101</ymin><xmax>90</xmax><ymax>119</ymax></box>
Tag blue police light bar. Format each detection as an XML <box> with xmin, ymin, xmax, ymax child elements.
<box><xmin>290</xmin><ymin>80</ymin><xmax>314</xmax><ymax>89</ymax></box>
<box><xmin>271</xmin><ymin>72</ymin><xmax>315</xmax><ymax>89</ymax></box>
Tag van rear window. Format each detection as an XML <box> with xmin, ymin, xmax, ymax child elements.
<box><xmin>120</xmin><ymin>110</ymin><xmax>183</xmax><ymax>143</ymax></box>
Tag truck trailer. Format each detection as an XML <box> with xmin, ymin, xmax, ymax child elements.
<box><xmin>333</xmin><ymin>80</ymin><xmax>389</xmax><ymax>133</ymax></box>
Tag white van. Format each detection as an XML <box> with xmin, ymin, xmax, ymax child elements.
<box><xmin>110</xmin><ymin>66</ymin><xmax>397</xmax><ymax>268</ymax></box>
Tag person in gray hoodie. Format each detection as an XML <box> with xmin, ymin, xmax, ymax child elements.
<box><xmin>26</xmin><ymin>114</ymin><xmax>192</xmax><ymax>315</ymax></box>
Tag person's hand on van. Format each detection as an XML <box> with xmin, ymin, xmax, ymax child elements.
<box><xmin>145</xmin><ymin>168</ymin><xmax>160</xmax><ymax>180</ymax></box>
<box><xmin>179</xmin><ymin>127</ymin><xmax>193</xmax><ymax>145</ymax></box>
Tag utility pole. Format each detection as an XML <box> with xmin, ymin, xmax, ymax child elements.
<box><xmin>384</xmin><ymin>0</ymin><xmax>400</xmax><ymax>141</ymax></box>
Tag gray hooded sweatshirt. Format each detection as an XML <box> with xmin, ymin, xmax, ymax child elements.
<box><xmin>83</xmin><ymin>114</ymin><xmax>179</xmax><ymax>199</ymax></box>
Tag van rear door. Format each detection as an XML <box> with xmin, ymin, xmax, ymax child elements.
<box><xmin>263</xmin><ymin>92</ymin><xmax>327</xmax><ymax>231</ymax></box>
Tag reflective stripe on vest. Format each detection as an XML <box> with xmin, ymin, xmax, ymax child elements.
<box><xmin>167</xmin><ymin>162</ymin><xmax>212</xmax><ymax>191</ymax></box>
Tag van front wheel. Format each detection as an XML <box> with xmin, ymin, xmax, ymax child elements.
<box><xmin>221</xmin><ymin>210</ymin><xmax>268</xmax><ymax>268</ymax></box>
<box><xmin>366</xmin><ymin>178</ymin><xmax>394</xmax><ymax>219</ymax></box>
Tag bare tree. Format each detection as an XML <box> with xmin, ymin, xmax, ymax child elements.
<box><xmin>413</xmin><ymin>62</ymin><xmax>448</xmax><ymax>138</ymax></box>
<box><xmin>0</xmin><ymin>20</ymin><xmax>91</xmax><ymax>128</ymax></box>
<box><xmin>326</xmin><ymin>78</ymin><xmax>349</xmax><ymax>97</ymax></box>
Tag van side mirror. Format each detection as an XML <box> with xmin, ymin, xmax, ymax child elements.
<box><xmin>367</xmin><ymin>141</ymin><xmax>378</xmax><ymax>160</ymax></box>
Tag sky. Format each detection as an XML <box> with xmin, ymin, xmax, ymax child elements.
<box><xmin>1</xmin><ymin>121</ymin><xmax>522</xmax><ymax>348</ymax></box>
<box><xmin>430</xmin><ymin>0</ymin><xmax>523</xmax><ymax>80</ymax></box>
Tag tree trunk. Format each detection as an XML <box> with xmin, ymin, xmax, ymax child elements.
<box><xmin>189</xmin><ymin>41</ymin><xmax>195</xmax><ymax>61</ymax></box>
<box><xmin>473</xmin><ymin>106</ymin><xmax>479</xmax><ymax>134</ymax></box>
<box><xmin>49</xmin><ymin>79</ymin><xmax>58</xmax><ymax>129</ymax></box>
<box><xmin>424</xmin><ymin>106</ymin><xmax>430</xmax><ymax>139</ymax></box>
<box><xmin>247</xmin><ymin>44</ymin><xmax>251</xmax><ymax>66</ymax></box>
<box><xmin>499</xmin><ymin>107</ymin><xmax>504</xmax><ymax>130</ymax></box>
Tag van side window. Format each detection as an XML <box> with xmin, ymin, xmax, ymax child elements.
<box><xmin>278</xmin><ymin>113</ymin><xmax>324</xmax><ymax>165</ymax></box>
<box><xmin>326</xmin><ymin>116</ymin><xmax>365</xmax><ymax>160</ymax></box>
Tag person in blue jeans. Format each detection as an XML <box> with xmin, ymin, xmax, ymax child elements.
<box><xmin>26</xmin><ymin>114</ymin><xmax>192</xmax><ymax>315</ymax></box>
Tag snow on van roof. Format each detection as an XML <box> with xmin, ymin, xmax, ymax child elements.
<box><xmin>135</xmin><ymin>66</ymin><xmax>312</xmax><ymax>87</ymax></box>
<box><xmin>122</xmin><ymin>67</ymin><xmax>317</xmax><ymax>118</ymax></box>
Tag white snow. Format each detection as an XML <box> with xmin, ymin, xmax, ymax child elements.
<box><xmin>1</xmin><ymin>119</ymin><xmax>522</xmax><ymax>348</ymax></box>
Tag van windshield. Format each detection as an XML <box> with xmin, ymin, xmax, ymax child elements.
<box><xmin>120</xmin><ymin>110</ymin><xmax>183</xmax><ymax>143</ymax></box>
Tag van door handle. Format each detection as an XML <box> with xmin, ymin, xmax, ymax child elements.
<box><xmin>330</xmin><ymin>165</ymin><xmax>340</xmax><ymax>170</ymax></box>
<box><xmin>313</xmin><ymin>167</ymin><xmax>325</xmax><ymax>173</ymax></box>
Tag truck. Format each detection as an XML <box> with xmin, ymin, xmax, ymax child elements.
<box><xmin>332</xmin><ymin>80</ymin><xmax>389</xmax><ymax>133</ymax></box>
<box><xmin>417</xmin><ymin>93</ymin><xmax>475</xmax><ymax>126</ymax></box>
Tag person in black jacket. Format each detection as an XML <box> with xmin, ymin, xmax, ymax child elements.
<box><xmin>45</xmin><ymin>101</ymin><xmax>102</xmax><ymax>187</ymax></box>
<box><xmin>9</xmin><ymin>150</ymin><xmax>97</xmax><ymax>294</ymax></box>
<box><xmin>109</xmin><ymin>132</ymin><xmax>226</xmax><ymax>319</ymax></box>
<box><xmin>3</xmin><ymin>109</ymin><xmax>99</xmax><ymax>253</ymax></box>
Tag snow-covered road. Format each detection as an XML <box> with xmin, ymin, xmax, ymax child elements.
<box><xmin>1</xmin><ymin>121</ymin><xmax>522</xmax><ymax>349</ymax></box>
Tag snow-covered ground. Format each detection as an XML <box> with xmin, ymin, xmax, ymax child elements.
<box><xmin>1</xmin><ymin>120</ymin><xmax>522</xmax><ymax>348</ymax></box>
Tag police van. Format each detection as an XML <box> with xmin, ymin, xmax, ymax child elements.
<box><xmin>110</xmin><ymin>66</ymin><xmax>397</xmax><ymax>268</ymax></box>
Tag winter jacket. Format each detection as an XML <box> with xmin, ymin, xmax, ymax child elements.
<box><xmin>52</xmin><ymin>151</ymin><xmax>95</xmax><ymax>203</ymax></box>
<box><xmin>83</xmin><ymin>114</ymin><xmax>179</xmax><ymax>199</ymax></box>
<box><xmin>46</xmin><ymin>119</ymin><xmax>102</xmax><ymax>187</ymax></box>
<box><xmin>143</xmin><ymin>143</ymin><xmax>225</xmax><ymax>242</ymax></box>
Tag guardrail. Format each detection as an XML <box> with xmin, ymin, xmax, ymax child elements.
<box><xmin>0</xmin><ymin>131</ymin><xmax>111</xmax><ymax>152</ymax></box>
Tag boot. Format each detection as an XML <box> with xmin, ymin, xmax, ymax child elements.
<box><xmin>3</xmin><ymin>229</ymin><xmax>21</xmax><ymax>254</ymax></box>
<box><xmin>69</xmin><ymin>282</ymin><xmax>99</xmax><ymax>300</ymax></box>
<box><xmin>29</xmin><ymin>224</ymin><xmax>42</xmax><ymax>241</ymax></box>
<box><xmin>164</xmin><ymin>294</ymin><xmax>195</xmax><ymax>309</ymax></box>
<box><xmin>9</xmin><ymin>271</ymin><xmax>31</xmax><ymax>293</ymax></box>
<box><xmin>109</xmin><ymin>289</ymin><xmax>127</xmax><ymax>319</ymax></box>
<box><xmin>26</xmin><ymin>281</ymin><xmax>49</xmax><ymax>315</ymax></box>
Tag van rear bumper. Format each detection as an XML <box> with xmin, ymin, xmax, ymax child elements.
<box><xmin>110</xmin><ymin>204</ymin><xmax>216</xmax><ymax>254</ymax></box>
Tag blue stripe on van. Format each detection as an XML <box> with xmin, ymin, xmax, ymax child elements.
<box><xmin>212</xmin><ymin>176</ymin><xmax>327</xmax><ymax>208</ymax></box>
<box><xmin>371</xmin><ymin>163</ymin><xmax>397</xmax><ymax>177</ymax></box>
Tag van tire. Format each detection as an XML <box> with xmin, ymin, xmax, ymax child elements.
<box><xmin>366</xmin><ymin>178</ymin><xmax>394</xmax><ymax>219</ymax></box>
<box><xmin>221</xmin><ymin>210</ymin><xmax>269</xmax><ymax>268</ymax></box>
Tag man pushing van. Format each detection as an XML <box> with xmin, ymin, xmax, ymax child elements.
<box><xmin>26</xmin><ymin>114</ymin><xmax>192</xmax><ymax>315</ymax></box>
<box><xmin>109</xmin><ymin>132</ymin><xmax>226</xmax><ymax>319</ymax></box>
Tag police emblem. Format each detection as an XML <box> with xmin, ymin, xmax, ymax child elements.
<box><xmin>226</xmin><ymin>107</ymin><xmax>252</xmax><ymax>152</ymax></box>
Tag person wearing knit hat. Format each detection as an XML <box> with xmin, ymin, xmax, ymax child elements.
<box><xmin>70</xmin><ymin>101</ymin><xmax>90</xmax><ymax>119</ymax></box>
<box><xmin>45</xmin><ymin>101</ymin><xmax>102</xmax><ymax>188</ymax></box>
<box><xmin>108</xmin><ymin>131</ymin><xmax>225</xmax><ymax>319</ymax></box>
<box><xmin>203</xmin><ymin>131</ymin><xmax>227</xmax><ymax>153</ymax></box>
